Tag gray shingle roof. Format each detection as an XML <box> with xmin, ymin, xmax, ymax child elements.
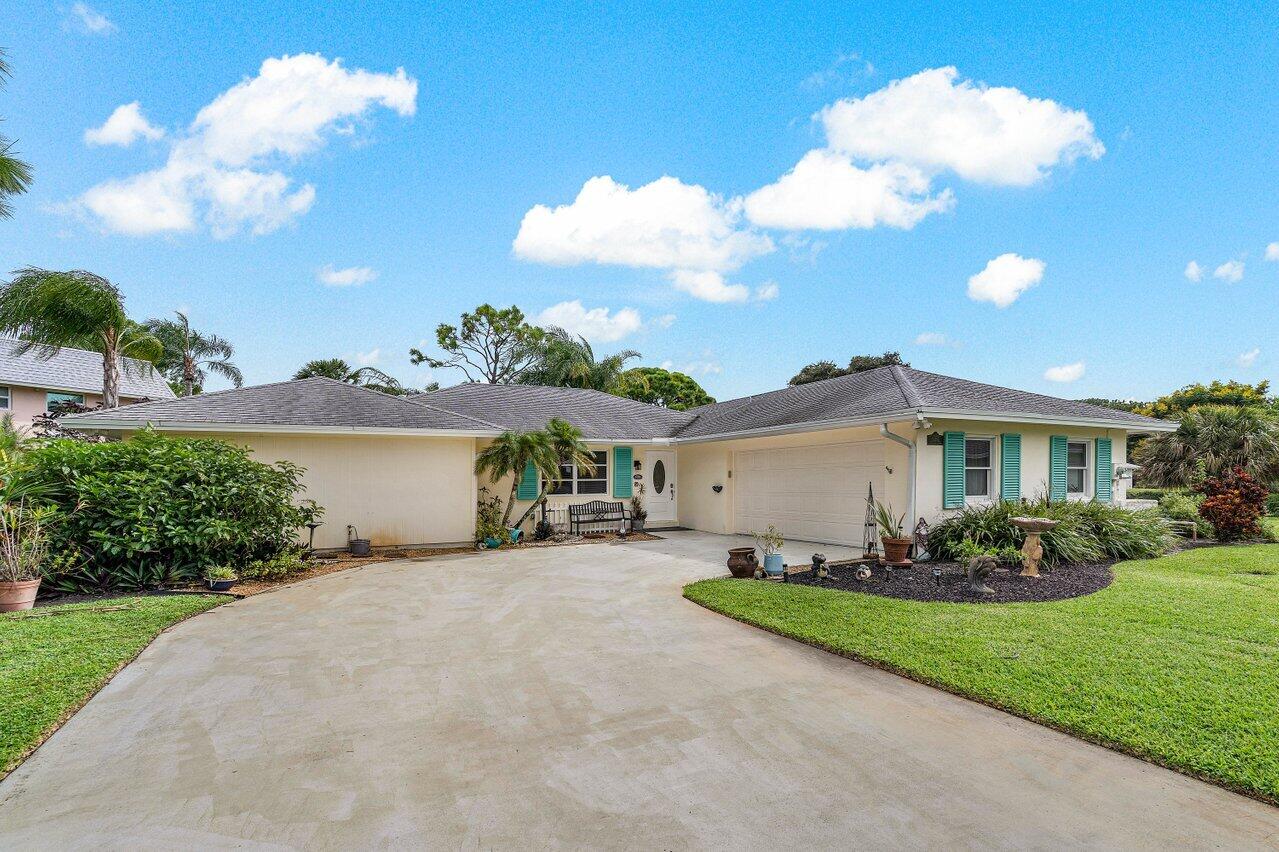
<box><xmin>412</xmin><ymin>383</ymin><xmax>695</xmax><ymax>440</ymax></box>
<box><xmin>63</xmin><ymin>377</ymin><xmax>501</xmax><ymax>431</ymax></box>
<box><xmin>0</xmin><ymin>338</ymin><xmax>175</xmax><ymax>399</ymax></box>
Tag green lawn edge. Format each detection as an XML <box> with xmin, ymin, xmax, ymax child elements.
<box><xmin>684</xmin><ymin>546</ymin><xmax>1279</xmax><ymax>806</ymax></box>
<box><xmin>0</xmin><ymin>594</ymin><xmax>226</xmax><ymax>778</ymax></box>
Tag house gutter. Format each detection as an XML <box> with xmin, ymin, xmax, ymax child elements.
<box><xmin>880</xmin><ymin>423</ymin><xmax>916</xmax><ymax>527</ymax></box>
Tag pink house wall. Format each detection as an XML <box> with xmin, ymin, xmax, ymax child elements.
<box><xmin>2</xmin><ymin>385</ymin><xmax>145</xmax><ymax>430</ymax></box>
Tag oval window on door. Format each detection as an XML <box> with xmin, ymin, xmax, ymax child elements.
<box><xmin>653</xmin><ymin>460</ymin><xmax>666</xmax><ymax>494</ymax></box>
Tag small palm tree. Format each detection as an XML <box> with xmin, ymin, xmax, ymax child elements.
<box><xmin>1136</xmin><ymin>405</ymin><xmax>1279</xmax><ymax>486</ymax></box>
<box><xmin>474</xmin><ymin>429</ymin><xmax>560</xmax><ymax>528</ymax></box>
<box><xmin>0</xmin><ymin>268</ymin><xmax>162</xmax><ymax>408</ymax></box>
<box><xmin>292</xmin><ymin>358</ymin><xmax>404</xmax><ymax>394</ymax></box>
<box><xmin>511</xmin><ymin>418</ymin><xmax>595</xmax><ymax>529</ymax></box>
<box><xmin>144</xmin><ymin>311</ymin><xmax>243</xmax><ymax>396</ymax></box>
<box><xmin>520</xmin><ymin>327</ymin><xmax>640</xmax><ymax>391</ymax></box>
<box><xmin>0</xmin><ymin>50</ymin><xmax>33</xmax><ymax>220</ymax></box>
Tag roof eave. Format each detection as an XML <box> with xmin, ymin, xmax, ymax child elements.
<box><xmin>671</xmin><ymin>411</ymin><xmax>921</xmax><ymax>444</ymax></box>
<box><xmin>919</xmin><ymin>407</ymin><xmax>1177</xmax><ymax>433</ymax></box>
<box><xmin>59</xmin><ymin>419</ymin><xmax>504</xmax><ymax>438</ymax></box>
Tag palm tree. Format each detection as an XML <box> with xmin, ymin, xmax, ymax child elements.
<box><xmin>511</xmin><ymin>418</ymin><xmax>595</xmax><ymax>529</ymax></box>
<box><xmin>144</xmin><ymin>311</ymin><xmax>243</xmax><ymax>396</ymax></box>
<box><xmin>519</xmin><ymin>327</ymin><xmax>640</xmax><ymax>391</ymax></box>
<box><xmin>1135</xmin><ymin>405</ymin><xmax>1279</xmax><ymax>486</ymax></box>
<box><xmin>292</xmin><ymin>358</ymin><xmax>404</xmax><ymax>394</ymax></box>
<box><xmin>0</xmin><ymin>50</ymin><xmax>33</xmax><ymax>220</ymax></box>
<box><xmin>0</xmin><ymin>268</ymin><xmax>162</xmax><ymax>408</ymax></box>
<box><xmin>474</xmin><ymin>429</ymin><xmax>560</xmax><ymax>528</ymax></box>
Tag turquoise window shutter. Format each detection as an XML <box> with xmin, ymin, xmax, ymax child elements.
<box><xmin>1095</xmin><ymin>438</ymin><xmax>1113</xmax><ymax>502</ymax></box>
<box><xmin>1049</xmin><ymin>435</ymin><xmax>1068</xmax><ymax>502</ymax></box>
<box><xmin>613</xmin><ymin>447</ymin><xmax>633</xmax><ymax>498</ymax></box>
<box><xmin>942</xmin><ymin>431</ymin><xmax>965</xmax><ymax>509</ymax></box>
<box><xmin>516</xmin><ymin>459</ymin><xmax>539</xmax><ymax>500</ymax></box>
<box><xmin>1000</xmin><ymin>434</ymin><xmax>1021</xmax><ymax>501</ymax></box>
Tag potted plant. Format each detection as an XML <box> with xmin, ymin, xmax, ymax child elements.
<box><xmin>0</xmin><ymin>500</ymin><xmax>51</xmax><ymax>612</ymax></box>
<box><xmin>872</xmin><ymin>500</ymin><xmax>911</xmax><ymax>563</ymax></box>
<box><xmin>752</xmin><ymin>525</ymin><xmax>785</xmax><ymax>577</ymax></box>
<box><xmin>630</xmin><ymin>494</ymin><xmax>647</xmax><ymax>533</ymax></box>
<box><xmin>204</xmin><ymin>565</ymin><xmax>238</xmax><ymax>592</ymax></box>
<box><xmin>475</xmin><ymin>488</ymin><xmax>506</xmax><ymax>549</ymax></box>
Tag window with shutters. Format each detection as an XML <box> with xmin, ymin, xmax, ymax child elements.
<box><xmin>547</xmin><ymin>451</ymin><xmax>608</xmax><ymax>495</ymax></box>
<box><xmin>964</xmin><ymin>437</ymin><xmax>996</xmax><ymax>501</ymax></box>
<box><xmin>1067</xmin><ymin>441</ymin><xmax>1089</xmax><ymax>497</ymax></box>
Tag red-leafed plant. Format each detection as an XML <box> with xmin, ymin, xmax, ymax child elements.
<box><xmin>1196</xmin><ymin>466</ymin><xmax>1268</xmax><ymax>540</ymax></box>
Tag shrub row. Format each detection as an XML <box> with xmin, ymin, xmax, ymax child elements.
<box><xmin>1126</xmin><ymin>487</ymin><xmax>1189</xmax><ymax>501</ymax></box>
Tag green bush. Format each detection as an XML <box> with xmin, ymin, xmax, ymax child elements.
<box><xmin>929</xmin><ymin>497</ymin><xmax>1173</xmax><ymax>565</ymax></box>
<box><xmin>1266</xmin><ymin>493</ymin><xmax>1279</xmax><ymax>516</ymax></box>
<box><xmin>21</xmin><ymin>431</ymin><xmax>313</xmax><ymax>593</ymax></box>
<box><xmin>1158</xmin><ymin>492</ymin><xmax>1212</xmax><ymax>538</ymax></box>
<box><xmin>1127</xmin><ymin>487</ymin><xmax>1188</xmax><ymax>501</ymax></box>
<box><xmin>241</xmin><ymin>549</ymin><xmax>307</xmax><ymax>581</ymax></box>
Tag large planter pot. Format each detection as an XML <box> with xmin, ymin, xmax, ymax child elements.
<box><xmin>508</xmin><ymin>527</ymin><xmax>523</xmax><ymax>544</ymax></box>
<box><xmin>483</xmin><ymin>536</ymin><xmax>503</xmax><ymax>549</ymax></box>
<box><xmin>632</xmin><ymin>517</ymin><xmax>646</xmax><ymax>533</ymax></box>
<box><xmin>726</xmin><ymin>546</ymin><xmax>758</xmax><ymax>578</ymax></box>
<box><xmin>206</xmin><ymin>578</ymin><xmax>237</xmax><ymax>592</ymax></box>
<box><xmin>881</xmin><ymin>536</ymin><xmax>912</xmax><ymax>564</ymax></box>
<box><xmin>348</xmin><ymin>538</ymin><xmax>371</xmax><ymax>557</ymax></box>
<box><xmin>763</xmin><ymin>553</ymin><xmax>785</xmax><ymax>577</ymax></box>
<box><xmin>0</xmin><ymin>578</ymin><xmax>41</xmax><ymax>612</ymax></box>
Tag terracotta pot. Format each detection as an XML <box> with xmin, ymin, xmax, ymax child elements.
<box><xmin>881</xmin><ymin>536</ymin><xmax>912</xmax><ymax>564</ymax></box>
<box><xmin>0</xmin><ymin>578</ymin><xmax>41</xmax><ymax>612</ymax></box>
<box><xmin>726</xmin><ymin>547</ymin><xmax>758</xmax><ymax>578</ymax></box>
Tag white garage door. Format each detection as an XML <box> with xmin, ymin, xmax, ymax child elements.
<box><xmin>734</xmin><ymin>441</ymin><xmax>884</xmax><ymax>545</ymax></box>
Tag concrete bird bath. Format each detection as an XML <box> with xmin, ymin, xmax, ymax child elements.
<box><xmin>1011</xmin><ymin>517</ymin><xmax>1058</xmax><ymax>577</ymax></box>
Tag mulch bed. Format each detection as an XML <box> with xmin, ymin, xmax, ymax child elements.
<box><xmin>784</xmin><ymin>559</ymin><xmax>1114</xmax><ymax>604</ymax></box>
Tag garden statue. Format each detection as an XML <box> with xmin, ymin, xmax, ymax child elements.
<box><xmin>967</xmin><ymin>554</ymin><xmax>997</xmax><ymax>595</ymax></box>
<box><xmin>855</xmin><ymin>564</ymin><xmax>872</xmax><ymax>581</ymax></box>
<box><xmin>811</xmin><ymin>553</ymin><xmax>828</xmax><ymax>580</ymax></box>
<box><xmin>1010</xmin><ymin>517</ymin><xmax>1059</xmax><ymax>577</ymax></box>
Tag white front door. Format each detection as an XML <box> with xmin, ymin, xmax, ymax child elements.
<box><xmin>644</xmin><ymin>451</ymin><xmax>678</xmax><ymax>524</ymax></box>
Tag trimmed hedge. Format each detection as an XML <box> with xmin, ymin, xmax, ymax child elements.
<box><xmin>1127</xmin><ymin>487</ymin><xmax>1189</xmax><ymax>501</ymax></box>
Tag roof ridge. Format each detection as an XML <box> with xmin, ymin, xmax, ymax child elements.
<box><xmin>305</xmin><ymin>378</ymin><xmax>504</xmax><ymax>430</ymax></box>
<box><xmin>889</xmin><ymin>364</ymin><xmax>923</xmax><ymax>408</ymax></box>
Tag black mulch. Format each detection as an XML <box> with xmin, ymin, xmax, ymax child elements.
<box><xmin>784</xmin><ymin>559</ymin><xmax>1114</xmax><ymax>604</ymax></box>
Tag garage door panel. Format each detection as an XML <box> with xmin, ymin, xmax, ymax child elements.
<box><xmin>734</xmin><ymin>440</ymin><xmax>884</xmax><ymax>546</ymax></box>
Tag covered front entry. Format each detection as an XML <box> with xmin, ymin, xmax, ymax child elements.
<box><xmin>733</xmin><ymin>440</ymin><xmax>884</xmax><ymax>545</ymax></box>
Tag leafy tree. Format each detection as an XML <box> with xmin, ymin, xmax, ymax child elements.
<box><xmin>1078</xmin><ymin>397</ymin><xmax>1145</xmax><ymax>413</ymax></box>
<box><xmin>410</xmin><ymin>304</ymin><xmax>544</xmax><ymax>384</ymax></box>
<box><xmin>788</xmin><ymin>352</ymin><xmax>907</xmax><ymax>386</ymax></box>
<box><xmin>510</xmin><ymin>418</ymin><xmax>595</xmax><ymax>529</ymax></box>
<box><xmin>0</xmin><ymin>50</ymin><xmax>33</xmax><ymax>219</ymax></box>
<box><xmin>519</xmin><ymin>326</ymin><xmax>640</xmax><ymax>390</ymax></box>
<box><xmin>1134</xmin><ymin>405</ymin><xmax>1279</xmax><ymax>487</ymax></box>
<box><xmin>143</xmin><ymin>311</ymin><xmax>243</xmax><ymax>396</ymax></box>
<box><xmin>473</xmin><ymin>429</ymin><xmax>560</xmax><ymax>528</ymax></box>
<box><xmin>613</xmin><ymin>367</ymin><xmax>715</xmax><ymax>410</ymax></box>
<box><xmin>0</xmin><ymin>268</ymin><xmax>162</xmax><ymax>408</ymax></box>
<box><xmin>1136</xmin><ymin>380</ymin><xmax>1274</xmax><ymax>419</ymax></box>
<box><xmin>291</xmin><ymin>358</ymin><xmax>405</xmax><ymax>395</ymax></box>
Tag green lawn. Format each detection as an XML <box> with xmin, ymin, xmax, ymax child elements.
<box><xmin>685</xmin><ymin>544</ymin><xmax>1279</xmax><ymax>803</ymax></box>
<box><xmin>1</xmin><ymin>594</ymin><xmax>224</xmax><ymax>776</ymax></box>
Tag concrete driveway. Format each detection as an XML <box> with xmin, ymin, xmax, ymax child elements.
<box><xmin>2</xmin><ymin>531</ymin><xmax>1276</xmax><ymax>849</ymax></box>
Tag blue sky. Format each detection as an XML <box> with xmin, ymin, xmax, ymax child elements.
<box><xmin>2</xmin><ymin>1</ymin><xmax>1277</xmax><ymax>401</ymax></box>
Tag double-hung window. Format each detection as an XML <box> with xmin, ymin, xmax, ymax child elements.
<box><xmin>964</xmin><ymin>437</ymin><xmax>994</xmax><ymax>501</ymax></box>
<box><xmin>0</xmin><ymin>386</ymin><xmax>9</xmax><ymax>409</ymax></box>
<box><xmin>548</xmin><ymin>451</ymin><xmax>609</xmax><ymax>495</ymax></box>
<box><xmin>1066</xmin><ymin>440</ymin><xmax>1089</xmax><ymax>497</ymax></box>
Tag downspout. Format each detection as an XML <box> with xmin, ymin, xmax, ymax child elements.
<box><xmin>880</xmin><ymin>423</ymin><xmax>916</xmax><ymax>527</ymax></box>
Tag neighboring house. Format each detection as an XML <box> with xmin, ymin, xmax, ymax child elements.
<box><xmin>64</xmin><ymin>365</ymin><xmax>1174</xmax><ymax>550</ymax></box>
<box><xmin>0</xmin><ymin>338</ymin><xmax>175</xmax><ymax>429</ymax></box>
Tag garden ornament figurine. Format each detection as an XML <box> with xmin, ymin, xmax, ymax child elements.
<box><xmin>1011</xmin><ymin>517</ymin><xmax>1058</xmax><ymax>577</ymax></box>
<box><xmin>967</xmin><ymin>554</ymin><xmax>998</xmax><ymax>595</ymax></box>
<box><xmin>811</xmin><ymin>553</ymin><xmax>828</xmax><ymax>580</ymax></box>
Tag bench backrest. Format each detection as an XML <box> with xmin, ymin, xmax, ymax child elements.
<box><xmin>569</xmin><ymin>500</ymin><xmax>625</xmax><ymax>517</ymax></box>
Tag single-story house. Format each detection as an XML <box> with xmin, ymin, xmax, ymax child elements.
<box><xmin>0</xmin><ymin>338</ymin><xmax>175</xmax><ymax>429</ymax></box>
<box><xmin>64</xmin><ymin>365</ymin><xmax>1174</xmax><ymax>550</ymax></box>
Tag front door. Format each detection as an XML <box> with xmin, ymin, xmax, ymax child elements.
<box><xmin>644</xmin><ymin>451</ymin><xmax>678</xmax><ymax>525</ymax></box>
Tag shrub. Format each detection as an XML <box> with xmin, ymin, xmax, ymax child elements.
<box><xmin>952</xmin><ymin>537</ymin><xmax>1022</xmax><ymax>565</ymax></box>
<box><xmin>1158</xmin><ymin>491</ymin><xmax>1213</xmax><ymax>538</ymax></box>
<box><xmin>929</xmin><ymin>497</ymin><xmax>1172</xmax><ymax>565</ymax></box>
<box><xmin>241</xmin><ymin>549</ymin><xmax>307</xmax><ymax>581</ymax></box>
<box><xmin>1266</xmin><ymin>492</ymin><xmax>1279</xmax><ymax>517</ymax></box>
<box><xmin>1196</xmin><ymin>467</ymin><xmax>1268</xmax><ymax>541</ymax></box>
<box><xmin>1127</xmin><ymin>487</ymin><xmax>1187</xmax><ymax>501</ymax></box>
<box><xmin>21</xmin><ymin>431</ymin><xmax>312</xmax><ymax>593</ymax></box>
<box><xmin>475</xmin><ymin>487</ymin><xmax>505</xmax><ymax>544</ymax></box>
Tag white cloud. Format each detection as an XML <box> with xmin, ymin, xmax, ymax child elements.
<box><xmin>1044</xmin><ymin>361</ymin><xmax>1085</xmax><ymax>383</ymax></box>
<box><xmin>1237</xmin><ymin>347</ymin><xmax>1260</xmax><ymax>368</ymax></box>
<box><xmin>820</xmin><ymin>67</ymin><xmax>1104</xmax><ymax>186</ymax></box>
<box><xmin>1213</xmin><ymin>260</ymin><xmax>1244</xmax><ymax>282</ymax></box>
<box><xmin>354</xmin><ymin>348</ymin><xmax>380</xmax><ymax>366</ymax></box>
<box><xmin>1266</xmin><ymin>243</ymin><xmax>1279</xmax><ymax>261</ymax></box>
<box><xmin>914</xmin><ymin>332</ymin><xmax>952</xmax><ymax>346</ymax></box>
<box><xmin>754</xmin><ymin>281</ymin><xmax>779</xmax><ymax>302</ymax></box>
<box><xmin>966</xmin><ymin>253</ymin><xmax>1045</xmax><ymax>308</ymax></box>
<box><xmin>84</xmin><ymin>102</ymin><xmax>164</xmax><ymax>146</ymax></box>
<box><xmin>653</xmin><ymin>313</ymin><xmax>677</xmax><ymax>329</ymax></box>
<box><xmin>802</xmin><ymin>52</ymin><xmax>875</xmax><ymax>89</ymax></box>
<box><xmin>534</xmin><ymin>300</ymin><xmax>643</xmax><ymax>343</ymax></box>
<box><xmin>1184</xmin><ymin>260</ymin><xmax>1204</xmax><ymax>282</ymax></box>
<box><xmin>67</xmin><ymin>2</ymin><xmax>116</xmax><ymax>34</ymax></box>
<box><xmin>668</xmin><ymin>270</ymin><xmax>750</xmax><ymax>303</ymax></box>
<box><xmin>73</xmin><ymin>54</ymin><xmax>417</xmax><ymax>238</ymax></box>
<box><xmin>513</xmin><ymin>175</ymin><xmax>772</xmax><ymax>273</ymax></box>
<box><xmin>317</xmin><ymin>264</ymin><xmax>378</xmax><ymax>287</ymax></box>
<box><xmin>661</xmin><ymin>359</ymin><xmax>722</xmax><ymax>376</ymax></box>
<box><xmin>743</xmin><ymin>149</ymin><xmax>953</xmax><ymax>231</ymax></box>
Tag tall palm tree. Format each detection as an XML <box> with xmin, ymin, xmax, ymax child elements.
<box><xmin>292</xmin><ymin>358</ymin><xmax>404</xmax><ymax>394</ymax></box>
<box><xmin>474</xmin><ymin>429</ymin><xmax>560</xmax><ymax>528</ymax></box>
<box><xmin>1136</xmin><ymin>405</ymin><xmax>1279</xmax><ymax>486</ymax></box>
<box><xmin>519</xmin><ymin>327</ymin><xmax>640</xmax><ymax>391</ymax></box>
<box><xmin>0</xmin><ymin>268</ymin><xmax>162</xmax><ymax>408</ymax></box>
<box><xmin>144</xmin><ymin>311</ymin><xmax>243</xmax><ymax>396</ymax></box>
<box><xmin>511</xmin><ymin>418</ymin><xmax>595</xmax><ymax>529</ymax></box>
<box><xmin>0</xmin><ymin>50</ymin><xmax>33</xmax><ymax>220</ymax></box>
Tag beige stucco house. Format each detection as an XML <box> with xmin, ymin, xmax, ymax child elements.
<box><xmin>65</xmin><ymin>365</ymin><xmax>1173</xmax><ymax>550</ymax></box>
<box><xmin>0</xmin><ymin>338</ymin><xmax>174</xmax><ymax>429</ymax></box>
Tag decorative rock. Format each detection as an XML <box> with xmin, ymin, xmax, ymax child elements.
<box><xmin>855</xmin><ymin>565</ymin><xmax>873</xmax><ymax>581</ymax></box>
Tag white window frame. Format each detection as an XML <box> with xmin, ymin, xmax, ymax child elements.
<box><xmin>0</xmin><ymin>386</ymin><xmax>9</xmax><ymax>409</ymax></box>
<box><xmin>963</xmin><ymin>435</ymin><xmax>999</xmax><ymax>505</ymax></box>
<box><xmin>1065</xmin><ymin>439</ymin><xmax>1091</xmax><ymax>501</ymax></box>
<box><xmin>547</xmin><ymin>451</ymin><xmax>609</xmax><ymax>496</ymax></box>
<box><xmin>46</xmin><ymin>391</ymin><xmax>85</xmax><ymax>412</ymax></box>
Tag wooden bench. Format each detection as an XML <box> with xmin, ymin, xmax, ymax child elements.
<box><xmin>1167</xmin><ymin>519</ymin><xmax>1199</xmax><ymax>541</ymax></box>
<box><xmin>568</xmin><ymin>500</ymin><xmax>632</xmax><ymax>535</ymax></box>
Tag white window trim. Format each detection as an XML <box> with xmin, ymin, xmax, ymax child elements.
<box><xmin>0</xmin><ymin>385</ymin><xmax>9</xmax><ymax>409</ymax></box>
<box><xmin>1065</xmin><ymin>438</ymin><xmax>1091</xmax><ymax>501</ymax></box>
<box><xmin>547</xmin><ymin>451</ymin><xmax>610</xmax><ymax>496</ymax></box>
<box><xmin>964</xmin><ymin>435</ymin><xmax>999</xmax><ymax>505</ymax></box>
